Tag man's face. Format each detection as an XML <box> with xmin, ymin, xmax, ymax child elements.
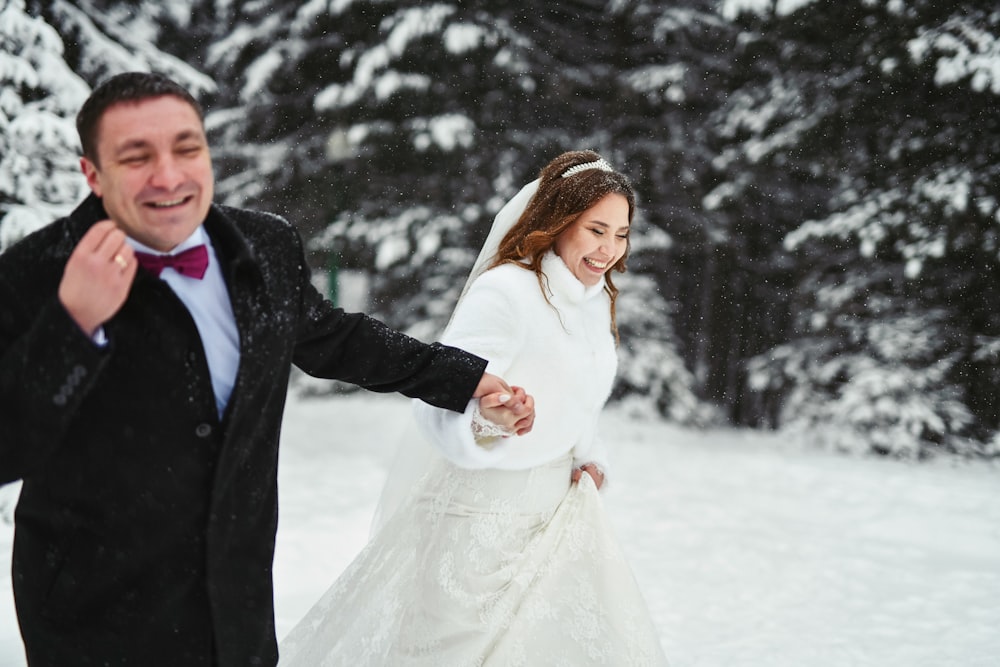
<box><xmin>80</xmin><ymin>95</ymin><xmax>214</xmax><ymax>252</ymax></box>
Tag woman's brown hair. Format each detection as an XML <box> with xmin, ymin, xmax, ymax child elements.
<box><xmin>490</xmin><ymin>150</ymin><xmax>636</xmax><ymax>340</ymax></box>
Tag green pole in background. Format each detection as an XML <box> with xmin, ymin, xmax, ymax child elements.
<box><xmin>327</xmin><ymin>254</ymin><xmax>339</xmax><ymax>307</ymax></box>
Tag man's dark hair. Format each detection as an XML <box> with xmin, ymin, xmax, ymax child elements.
<box><xmin>76</xmin><ymin>71</ymin><xmax>205</xmax><ymax>165</ymax></box>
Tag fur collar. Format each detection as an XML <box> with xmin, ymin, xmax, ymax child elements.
<box><xmin>541</xmin><ymin>250</ymin><xmax>608</xmax><ymax>305</ymax></box>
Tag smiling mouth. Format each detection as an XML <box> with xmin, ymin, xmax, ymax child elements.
<box><xmin>146</xmin><ymin>196</ymin><xmax>191</xmax><ymax>209</ymax></box>
<box><xmin>584</xmin><ymin>257</ymin><xmax>608</xmax><ymax>270</ymax></box>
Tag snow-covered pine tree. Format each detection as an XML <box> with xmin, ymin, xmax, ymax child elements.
<box><xmin>203</xmin><ymin>0</ymin><xmax>546</xmax><ymax>327</ymax></box>
<box><xmin>726</xmin><ymin>0</ymin><xmax>1000</xmax><ymax>456</ymax></box>
<box><xmin>0</xmin><ymin>0</ymin><xmax>89</xmax><ymax>249</ymax></box>
<box><xmin>614</xmin><ymin>270</ymin><xmax>720</xmax><ymax>425</ymax></box>
<box><xmin>608</xmin><ymin>1</ymin><xmax>788</xmax><ymax>420</ymax></box>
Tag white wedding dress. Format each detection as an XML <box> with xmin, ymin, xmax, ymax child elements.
<box><xmin>278</xmin><ymin>178</ymin><xmax>667</xmax><ymax>666</ymax></box>
<box><xmin>278</xmin><ymin>453</ymin><xmax>667</xmax><ymax>666</ymax></box>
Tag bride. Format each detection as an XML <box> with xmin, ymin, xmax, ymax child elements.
<box><xmin>278</xmin><ymin>150</ymin><xmax>668</xmax><ymax>666</ymax></box>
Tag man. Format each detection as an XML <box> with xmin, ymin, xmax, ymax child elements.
<box><xmin>0</xmin><ymin>71</ymin><xmax>533</xmax><ymax>666</ymax></box>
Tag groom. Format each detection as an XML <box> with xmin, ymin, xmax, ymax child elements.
<box><xmin>0</xmin><ymin>71</ymin><xmax>532</xmax><ymax>666</ymax></box>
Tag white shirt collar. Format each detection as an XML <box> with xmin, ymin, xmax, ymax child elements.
<box><xmin>127</xmin><ymin>226</ymin><xmax>209</xmax><ymax>256</ymax></box>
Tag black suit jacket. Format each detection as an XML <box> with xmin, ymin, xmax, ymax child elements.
<box><xmin>0</xmin><ymin>195</ymin><xmax>486</xmax><ymax>666</ymax></box>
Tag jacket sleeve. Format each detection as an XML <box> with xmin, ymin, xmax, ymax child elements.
<box><xmin>412</xmin><ymin>270</ymin><xmax>524</xmax><ymax>468</ymax></box>
<box><xmin>0</xmin><ymin>289</ymin><xmax>110</xmax><ymax>484</ymax></box>
<box><xmin>289</xmin><ymin>246</ymin><xmax>486</xmax><ymax>414</ymax></box>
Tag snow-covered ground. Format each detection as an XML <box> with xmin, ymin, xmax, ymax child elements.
<box><xmin>2</xmin><ymin>390</ymin><xmax>998</xmax><ymax>666</ymax></box>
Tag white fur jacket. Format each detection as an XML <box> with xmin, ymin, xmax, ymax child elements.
<box><xmin>414</xmin><ymin>250</ymin><xmax>618</xmax><ymax>477</ymax></box>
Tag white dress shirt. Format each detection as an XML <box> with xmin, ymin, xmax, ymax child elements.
<box><xmin>127</xmin><ymin>227</ymin><xmax>241</xmax><ymax>417</ymax></box>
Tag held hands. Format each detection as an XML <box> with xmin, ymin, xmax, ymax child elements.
<box><xmin>478</xmin><ymin>385</ymin><xmax>535</xmax><ymax>436</ymax></box>
<box><xmin>572</xmin><ymin>463</ymin><xmax>605</xmax><ymax>490</ymax></box>
<box><xmin>58</xmin><ymin>220</ymin><xmax>137</xmax><ymax>336</ymax></box>
<box><xmin>473</xmin><ymin>372</ymin><xmax>512</xmax><ymax>398</ymax></box>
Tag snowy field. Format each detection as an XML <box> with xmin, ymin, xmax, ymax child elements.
<box><xmin>2</xmin><ymin>390</ymin><xmax>999</xmax><ymax>666</ymax></box>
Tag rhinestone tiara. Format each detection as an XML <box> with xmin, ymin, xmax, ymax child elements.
<box><xmin>560</xmin><ymin>158</ymin><xmax>615</xmax><ymax>178</ymax></box>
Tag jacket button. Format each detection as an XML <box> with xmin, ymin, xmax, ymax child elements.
<box><xmin>195</xmin><ymin>423</ymin><xmax>213</xmax><ymax>438</ymax></box>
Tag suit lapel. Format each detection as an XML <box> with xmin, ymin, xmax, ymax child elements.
<box><xmin>202</xmin><ymin>207</ymin><xmax>274</xmax><ymax>429</ymax></box>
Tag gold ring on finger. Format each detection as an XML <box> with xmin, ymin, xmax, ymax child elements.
<box><xmin>114</xmin><ymin>254</ymin><xmax>128</xmax><ymax>270</ymax></box>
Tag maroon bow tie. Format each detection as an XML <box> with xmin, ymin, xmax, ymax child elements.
<box><xmin>134</xmin><ymin>244</ymin><xmax>209</xmax><ymax>279</ymax></box>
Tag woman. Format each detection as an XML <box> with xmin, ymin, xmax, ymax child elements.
<box><xmin>279</xmin><ymin>151</ymin><xmax>668</xmax><ymax>666</ymax></box>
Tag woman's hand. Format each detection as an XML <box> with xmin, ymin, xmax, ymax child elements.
<box><xmin>572</xmin><ymin>463</ymin><xmax>605</xmax><ymax>490</ymax></box>
<box><xmin>478</xmin><ymin>386</ymin><xmax>535</xmax><ymax>436</ymax></box>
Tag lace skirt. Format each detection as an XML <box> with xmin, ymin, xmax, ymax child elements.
<box><xmin>278</xmin><ymin>454</ymin><xmax>668</xmax><ymax>666</ymax></box>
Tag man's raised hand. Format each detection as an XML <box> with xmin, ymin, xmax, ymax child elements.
<box><xmin>58</xmin><ymin>220</ymin><xmax>137</xmax><ymax>336</ymax></box>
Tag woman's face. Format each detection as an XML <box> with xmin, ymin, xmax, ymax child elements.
<box><xmin>553</xmin><ymin>193</ymin><xmax>630</xmax><ymax>286</ymax></box>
